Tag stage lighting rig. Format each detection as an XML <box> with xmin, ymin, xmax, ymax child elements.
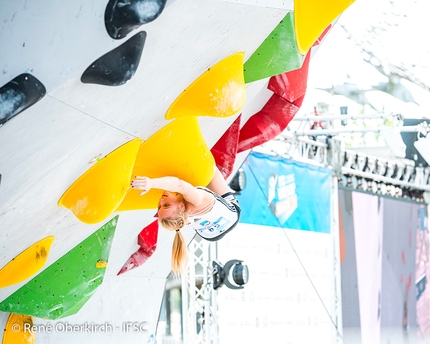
<box><xmin>212</xmin><ymin>259</ymin><xmax>249</xmax><ymax>290</ymax></box>
<box><xmin>229</xmin><ymin>168</ymin><xmax>246</xmax><ymax>193</ymax></box>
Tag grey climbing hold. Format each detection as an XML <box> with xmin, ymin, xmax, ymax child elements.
<box><xmin>105</xmin><ymin>0</ymin><xmax>167</xmax><ymax>39</ymax></box>
<box><xmin>0</xmin><ymin>74</ymin><xmax>46</xmax><ymax>125</ymax></box>
<box><xmin>81</xmin><ymin>31</ymin><xmax>147</xmax><ymax>86</ymax></box>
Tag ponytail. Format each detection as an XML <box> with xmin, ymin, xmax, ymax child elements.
<box><xmin>159</xmin><ymin>209</ymin><xmax>189</xmax><ymax>275</ymax></box>
<box><xmin>171</xmin><ymin>229</ymin><xmax>187</xmax><ymax>275</ymax></box>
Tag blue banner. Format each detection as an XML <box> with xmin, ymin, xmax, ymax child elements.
<box><xmin>236</xmin><ymin>152</ymin><xmax>331</xmax><ymax>233</ymax></box>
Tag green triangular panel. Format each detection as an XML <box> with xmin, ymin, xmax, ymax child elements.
<box><xmin>243</xmin><ymin>12</ymin><xmax>305</xmax><ymax>84</ymax></box>
<box><xmin>0</xmin><ymin>216</ymin><xmax>119</xmax><ymax>320</ymax></box>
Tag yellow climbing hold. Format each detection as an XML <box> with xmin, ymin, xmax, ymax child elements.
<box><xmin>165</xmin><ymin>52</ymin><xmax>246</xmax><ymax>119</ymax></box>
<box><xmin>2</xmin><ymin>314</ymin><xmax>35</xmax><ymax>344</ymax></box>
<box><xmin>294</xmin><ymin>0</ymin><xmax>355</xmax><ymax>55</ymax></box>
<box><xmin>117</xmin><ymin>117</ymin><xmax>215</xmax><ymax>211</ymax></box>
<box><xmin>58</xmin><ymin>119</ymin><xmax>215</xmax><ymax>220</ymax></box>
<box><xmin>96</xmin><ymin>260</ymin><xmax>108</xmax><ymax>268</ymax></box>
<box><xmin>0</xmin><ymin>236</ymin><xmax>54</xmax><ymax>288</ymax></box>
<box><xmin>58</xmin><ymin>138</ymin><xmax>142</xmax><ymax>224</ymax></box>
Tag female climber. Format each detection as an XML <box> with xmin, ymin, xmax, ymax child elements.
<box><xmin>131</xmin><ymin>167</ymin><xmax>240</xmax><ymax>274</ymax></box>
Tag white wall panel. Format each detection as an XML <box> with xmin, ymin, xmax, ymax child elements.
<box><xmin>0</xmin><ymin>0</ymin><xmax>290</xmax><ymax>342</ymax></box>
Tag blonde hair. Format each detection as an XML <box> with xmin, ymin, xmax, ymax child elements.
<box><xmin>160</xmin><ymin>210</ymin><xmax>189</xmax><ymax>275</ymax></box>
<box><xmin>171</xmin><ymin>229</ymin><xmax>187</xmax><ymax>275</ymax></box>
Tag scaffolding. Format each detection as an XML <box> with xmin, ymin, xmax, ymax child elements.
<box><xmin>256</xmin><ymin>133</ymin><xmax>430</xmax><ymax>200</ymax></box>
<box><xmin>181</xmin><ymin>236</ymin><xmax>219</xmax><ymax>344</ymax></box>
<box><xmin>180</xmin><ymin>129</ymin><xmax>430</xmax><ymax>343</ymax></box>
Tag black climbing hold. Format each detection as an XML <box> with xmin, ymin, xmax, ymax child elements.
<box><xmin>0</xmin><ymin>74</ymin><xmax>46</xmax><ymax>125</ymax></box>
<box><xmin>81</xmin><ymin>31</ymin><xmax>146</xmax><ymax>86</ymax></box>
<box><xmin>105</xmin><ymin>0</ymin><xmax>167</xmax><ymax>39</ymax></box>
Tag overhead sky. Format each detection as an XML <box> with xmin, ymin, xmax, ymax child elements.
<box><xmin>298</xmin><ymin>0</ymin><xmax>430</xmax><ymax>120</ymax></box>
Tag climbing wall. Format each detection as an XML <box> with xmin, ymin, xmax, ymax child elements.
<box><xmin>0</xmin><ymin>0</ymin><xmax>355</xmax><ymax>343</ymax></box>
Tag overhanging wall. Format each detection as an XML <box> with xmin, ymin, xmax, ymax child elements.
<box><xmin>0</xmin><ymin>1</ymin><xmax>290</xmax><ymax>342</ymax></box>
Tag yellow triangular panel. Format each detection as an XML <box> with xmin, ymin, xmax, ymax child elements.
<box><xmin>2</xmin><ymin>314</ymin><xmax>35</xmax><ymax>344</ymax></box>
<box><xmin>294</xmin><ymin>0</ymin><xmax>355</xmax><ymax>55</ymax></box>
<box><xmin>0</xmin><ymin>236</ymin><xmax>54</xmax><ymax>288</ymax></box>
<box><xmin>58</xmin><ymin>138</ymin><xmax>142</xmax><ymax>224</ymax></box>
<box><xmin>165</xmin><ymin>52</ymin><xmax>246</xmax><ymax>119</ymax></box>
<box><xmin>117</xmin><ymin>117</ymin><xmax>215</xmax><ymax>210</ymax></box>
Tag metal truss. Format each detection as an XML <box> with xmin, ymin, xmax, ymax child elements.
<box><xmin>331</xmin><ymin>138</ymin><xmax>430</xmax><ymax>201</ymax></box>
<box><xmin>254</xmin><ymin>133</ymin><xmax>329</xmax><ymax>166</ymax></box>
<box><xmin>180</xmin><ymin>129</ymin><xmax>430</xmax><ymax>343</ymax></box>
<box><xmin>256</xmin><ymin>134</ymin><xmax>430</xmax><ymax>202</ymax></box>
<box><xmin>330</xmin><ymin>175</ymin><xmax>344</xmax><ymax>343</ymax></box>
<box><xmin>181</xmin><ymin>236</ymin><xmax>219</xmax><ymax>344</ymax></box>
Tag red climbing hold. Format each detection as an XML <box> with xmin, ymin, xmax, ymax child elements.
<box><xmin>268</xmin><ymin>51</ymin><xmax>311</xmax><ymax>103</ymax></box>
<box><xmin>138</xmin><ymin>219</ymin><xmax>159</xmax><ymax>250</ymax></box>
<box><xmin>117</xmin><ymin>246</ymin><xmax>156</xmax><ymax>275</ymax></box>
<box><xmin>211</xmin><ymin>115</ymin><xmax>241</xmax><ymax>179</ymax></box>
<box><xmin>237</xmin><ymin>94</ymin><xmax>300</xmax><ymax>153</ymax></box>
<box><xmin>117</xmin><ymin>220</ymin><xmax>159</xmax><ymax>275</ymax></box>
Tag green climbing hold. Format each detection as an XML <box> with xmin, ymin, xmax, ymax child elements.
<box><xmin>0</xmin><ymin>216</ymin><xmax>119</xmax><ymax>320</ymax></box>
<box><xmin>243</xmin><ymin>12</ymin><xmax>305</xmax><ymax>84</ymax></box>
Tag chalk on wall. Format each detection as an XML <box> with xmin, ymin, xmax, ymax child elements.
<box><xmin>165</xmin><ymin>52</ymin><xmax>246</xmax><ymax>119</ymax></box>
<box><xmin>0</xmin><ymin>216</ymin><xmax>119</xmax><ymax>320</ymax></box>
<box><xmin>105</xmin><ymin>0</ymin><xmax>167</xmax><ymax>39</ymax></box>
<box><xmin>81</xmin><ymin>31</ymin><xmax>147</xmax><ymax>86</ymax></box>
<box><xmin>0</xmin><ymin>73</ymin><xmax>46</xmax><ymax>125</ymax></box>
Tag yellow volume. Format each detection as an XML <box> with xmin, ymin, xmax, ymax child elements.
<box><xmin>0</xmin><ymin>236</ymin><xmax>54</xmax><ymax>288</ymax></box>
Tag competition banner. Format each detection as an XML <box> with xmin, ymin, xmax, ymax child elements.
<box><xmin>237</xmin><ymin>152</ymin><xmax>331</xmax><ymax>233</ymax></box>
<box><xmin>217</xmin><ymin>153</ymin><xmax>336</xmax><ymax>343</ymax></box>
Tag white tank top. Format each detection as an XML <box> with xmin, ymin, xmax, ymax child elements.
<box><xmin>187</xmin><ymin>187</ymin><xmax>240</xmax><ymax>241</ymax></box>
